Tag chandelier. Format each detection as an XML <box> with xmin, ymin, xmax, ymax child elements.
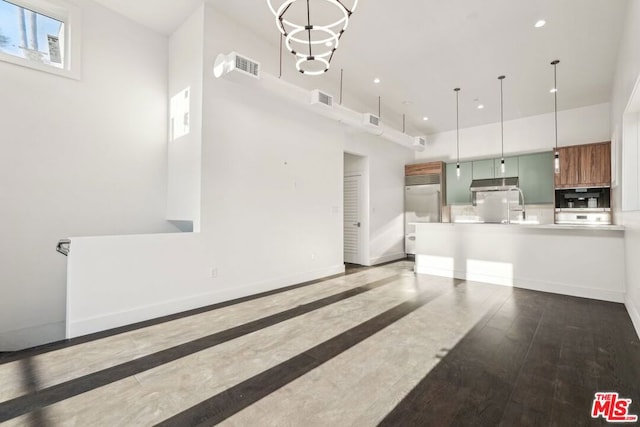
<box><xmin>266</xmin><ymin>0</ymin><xmax>358</xmax><ymax>75</ymax></box>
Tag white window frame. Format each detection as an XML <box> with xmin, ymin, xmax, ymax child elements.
<box><xmin>0</xmin><ymin>0</ymin><xmax>81</xmax><ymax>79</ymax></box>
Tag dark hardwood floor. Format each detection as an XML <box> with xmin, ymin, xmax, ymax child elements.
<box><xmin>380</xmin><ymin>288</ymin><xmax>640</xmax><ymax>426</ymax></box>
<box><xmin>1</xmin><ymin>261</ymin><xmax>638</xmax><ymax>426</ymax></box>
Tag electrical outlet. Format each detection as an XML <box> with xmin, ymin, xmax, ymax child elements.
<box><xmin>210</xmin><ymin>268</ymin><xmax>218</xmax><ymax>278</ymax></box>
<box><xmin>311</xmin><ymin>253</ymin><xmax>316</xmax><ymax>260</ymax></box>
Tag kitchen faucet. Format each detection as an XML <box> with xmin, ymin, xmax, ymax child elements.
<box><xmin>507</xmin><ymin>187</ymin><xmax>526</xmax><ymax>223</ymax></box>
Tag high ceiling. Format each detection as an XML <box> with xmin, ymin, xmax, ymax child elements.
<box><xmin>94</xmin><ymin>0</ymin><xmax>629</xmax><ymax>135</ymax></box>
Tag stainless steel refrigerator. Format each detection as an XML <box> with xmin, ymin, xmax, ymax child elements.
<box><xmin>405</xmin><ymin>175</ymin><xmax>442</xmax><ymax>254</ymax></box>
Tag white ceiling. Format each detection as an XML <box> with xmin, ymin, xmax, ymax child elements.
<box><xmin>94</xmin><ymin>0</ymin><xmax>629</xmax><ymax>135</ymax></box>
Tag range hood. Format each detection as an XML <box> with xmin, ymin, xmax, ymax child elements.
<box><xmin>470</xmin><ymin>177</ymin><xmax>519</xmax><ymax>192</ymax></box>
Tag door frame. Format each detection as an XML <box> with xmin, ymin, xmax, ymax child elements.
<box><xmin>343</xmin><ymin>151</ymin><xmax>370</xmax><ymax>266</ymax></box>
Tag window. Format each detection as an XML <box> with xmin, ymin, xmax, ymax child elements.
<box><xmin>0</xmin><ymin>0</ymin><xmax>80</xmax><ymax>79</ymax></box>
<box><xmin>170</xmin><ymin>87</ymin><xmax>191</xmax><ymax>141</ymax></box>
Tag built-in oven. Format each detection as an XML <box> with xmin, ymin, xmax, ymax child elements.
<box><xmin>554</xmin><ymin>187</ymin><xmax>611</xmax><ymax>224</ymax></box>
<box><xmin>554</xmin><ymin>208</ymin><xmax>612</xmax><ymax>225</ymax></box>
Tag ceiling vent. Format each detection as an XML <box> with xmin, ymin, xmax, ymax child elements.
<box><xmin>213</xmin><ymin>52</ymin><xmax>260</xmax><ymax>80</ymax></box>
<box><xmin>363</xmin><ymin>113</ymin><xmax>381</xmax><ymax>128</ymax></box>
<box><xmin>310</xmin><ymin>90</ymin><xmax>333</xmax><ymax>107</ymax></box>
<box><xmin>413</xmin><ymin>136</ymin><xmax>426</xmax><ymax>150</ymax></box>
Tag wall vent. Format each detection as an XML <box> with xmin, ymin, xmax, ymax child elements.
<box><xmin>413</xmin><ymin>136</ymin><xmax>426</xmax><ymax>149</ymax></box>
<box><xmin>311</xmin><ymin>90</ymin><xmax>333</xmax><ymax>107</ymax></box>
<box><xmin>235</xmin><ymin>54</ymin><xmax>259</xmax><ymax>77</ymax></box>
<box><xmin>363</xmin><ymin>113</ymin><xmax>381</xmax><ymax>127</ymax></box>
<box><xmin>214</xmin><ymin>52</ymin><xmax>260</xmax><ymax>80</ymax></box>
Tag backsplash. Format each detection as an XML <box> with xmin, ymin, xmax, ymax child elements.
<box><xmin>448</xmin><ymin>204</ymin><xmax>555</xmax><ymax>224</ymax></box>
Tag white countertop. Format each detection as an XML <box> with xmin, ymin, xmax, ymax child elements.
<box><xmin>409</xmin><ymin>221</ymin><xmax>624</xmax><ymax>231</ymax></box>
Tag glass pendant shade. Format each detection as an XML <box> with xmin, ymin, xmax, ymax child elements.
<box><xmin>500</xmin><ymin>158</ymin><xmax>505</xmax><ymax>174</ymax></box>
<box><xmin>454</xmin><ymin>88</ymin><xmax>461</xmax><ymax>180</ymax></box>
<box><xmin>552</xmin><ymin>60</ymin><xmax>560</xmax><ymax>174</ymax></box>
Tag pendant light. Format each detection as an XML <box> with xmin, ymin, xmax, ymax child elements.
<box><xmin>498</xmin><ymin>75</ymin><xmax>506</xmax><ymax>174</ymax></box>
<box><xmin>454</xmin><ymin>87</ymin><xmax>461</xmax><ymax>179</ymax></box>
<box><xmin>552</xmin><ymin>59</ymin><xmax>560</xmax><ymax>174</ymax></box>
<box><xmin>266</xmin><ymin>0</ymin><xmax>358</xmax><ymax>75</ymax></box>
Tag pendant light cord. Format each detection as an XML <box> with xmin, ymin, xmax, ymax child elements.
<box><xmin>455</xmin><ymin>88</ymin><xmax>460</xmax><ymax>164</ymax></box>
<box><xmin>279</xmin><ymin>33</ymin><xmax>283</xmax><ymax>79</ymax></box>
<box><xmin>340</xmin><ymin>68</ymin><xmax>343</xmax><ymax>105</ymax></box>
<box><xmin>553</xmin><ymin>61</ymin><xmax>558</xmax><ymax>151</ymax></box>
<box><xmin>306</xmin><ymin>0</ymin><xmax>312</xmax><ymax>57</ymax></box>
<box><xmin>499</xmin><ymin>76</ymin><xmax>505</xmax><ymax>159</ymax></box>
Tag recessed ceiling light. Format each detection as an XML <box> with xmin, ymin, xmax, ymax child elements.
<box><xmin>402</xmin><ymin>100</ymin><xmax>413</xmax><ymax>105</ymax></box>
<box><xmin>373</xmin><ymin>78</ymin><xmax>380</xmax><ymax>84</ymax></box>
<box><xmin>550</xmin><ymin>88</ymin><xmax>558</xmax><ymax>93</ymax></box>
<box><xmin>535</xmin><ymin>19</ymin><xmax>546</xmax><ymax>28</ymax></box>
<box><xmin>477</xmin><ymin>104</ymin><xmax>485</xmax><ymax>109</ymax></box>
<box><xmin>422</xmin><ymin>116</ymin><xmax>429</xmax><ymax>121</ymax></box>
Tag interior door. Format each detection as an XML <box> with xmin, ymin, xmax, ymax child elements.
<box><xmin>344</xmin><ymin>175</ymin><xmax>361</xmax><ymax>264</ymax></box>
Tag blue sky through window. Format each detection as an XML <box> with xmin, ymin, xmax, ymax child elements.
<box><xmin>0</xmin><ymin>0</ymin><xmax>64</xmax><ymax>67</ymax></box>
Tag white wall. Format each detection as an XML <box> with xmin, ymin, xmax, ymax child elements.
<box><xmin>611</xmin><ymin>0</ymin><xmax>640</xmax><ymax>338</ymax></box>
<box><xmin>416</xmin><ymin>103</ymin><xmax>610</xmax><ymax>162</ymax></box>
<box><xmin>344</xmin><ymin>152</ymin><xmax>365</xmax><ymax>175</ymax></box>
<box><xmin>166</xmin><ymin>6</ymin><xmax>203</xmax><ymax>230</ymax></box>
<box><xmin>63</xmin><ymin>3</ymin><xmax>414</xmax><ymax>338</ymax></box>
<box><xmin>345</xmin><ymin>134</ymin><xmax>412</xmax><ymax>265</ymax></box>
<box><xmin>200</xmin><ymin>4</ymin><xmax>414</xmax><ymax>273</ymax></box>
<box><xmin>415</xmin><ymin>223</ymin><xmax>626</xmax><ymax>303</ymax></box>
<box><xmin>0</xmin><ymin>0</ymin><xmax>178</xmax><ymax>350</ymax></box>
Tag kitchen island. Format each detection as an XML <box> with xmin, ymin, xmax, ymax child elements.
<box><xmin>414</xmin><ymin>222</ymin><xmax>625</xmax><ymax>302</ymax></box>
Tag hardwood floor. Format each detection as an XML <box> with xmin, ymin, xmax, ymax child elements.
<box><xmin>381</xmin><ymin>289</ymin><xmax>640</xmax><ymax>426</ymax></box>
<box><xmin>0</xmin><ymin>261</ymin><xmax>638</xmax><ymax>426</ymax></box>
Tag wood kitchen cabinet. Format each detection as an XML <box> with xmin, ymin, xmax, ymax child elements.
<box><xmin>405</xmin><ymin>161</ymin><xmax>443</xmax><ymax>176</ymax></box>
<box><xmin>554</xmin><ymin>141</ymin><xmax>611</xmax><ymax>188</ymax></box>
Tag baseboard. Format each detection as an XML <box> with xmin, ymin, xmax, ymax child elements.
<box><xmin>368</xmin><ymin>252</ymin><xmax>407</xmax><ymax>266</ymax></box>
<box><xmin>415</xmin><ymin>265</ymin><xmax>625</xmax><ymax>303</ymax></box>
<box><xmin>625</xmin><ymin>297</ymin><xmax>640</xmax><ymax>340</ymax></box>
<box><xmin>67</xmin><ymin>264</ymin><xmax>346</xmax><ymax>339</ymax></box>
<box><xmin>513</xmin><ymin>277</ymin><xmax>625</xmax><ymax>303</ymax></box>
<box><xmin>0</xmin><ymin>321</ymin><xmax>65</xmax><ymax>352</ymax></box>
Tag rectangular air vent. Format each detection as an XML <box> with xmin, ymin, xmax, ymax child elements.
<box><xmin>311</xmin><ymin>90</ymin><xmax>333</xmax><ymax>107</ymax></box>
<box><xmin>363</xmin><ymin>113</ymin><xmax>381</xmax><ymax>127</ymax></box>
<box><xmin>413</xmin><ymin>136</ymin><xmax>426</xmax><ymax>148</ymax></box>
<box><xmin>234</xmin><ymin>53</ymin><xmax>260</xmax><ymax>77</ymax></box>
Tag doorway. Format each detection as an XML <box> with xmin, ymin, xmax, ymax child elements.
<box><xmin>343</xmin><ymin>152</ymin><xmax>369</xmax><ymax>266</ymax></box>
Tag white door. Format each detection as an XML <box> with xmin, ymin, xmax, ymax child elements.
<box><xmin>344</xmin><ymin>175</ymin><xmax>362</xmax><ymax>264</ymax></box>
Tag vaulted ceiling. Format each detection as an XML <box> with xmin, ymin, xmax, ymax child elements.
<box><xmin>94</xmin><ymin>0</ymin><xmax>629</xmax><ymax>135</ymax></box>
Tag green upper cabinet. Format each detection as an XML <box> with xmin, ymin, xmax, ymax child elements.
<box><xmin>494</xmin><ymin>157</ymin><xmax>519</xmax><ymax>178</ymax></box>
<box><xmin>472</xmin><ymin>159</ymin><xmax>495</xmax><ymax>179</ymax></box>
<box><xmin>518</xmin><ymin>152</ymin><xmax>554</xmax><ymax>204</ymax></box>
<box><xmin>472</xmin><ymin>157</ymin><xmax>518</xmax><ymax>179</ymax></box>
<box><xmin>445</xmin><ymin>154</ymin><xmax>553</xmax><ymax>206</ymax></box>
<box><xmin>446</xmin><ymin>161</ymin><xmax>473</xmax><ymax>205</ymax></box>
